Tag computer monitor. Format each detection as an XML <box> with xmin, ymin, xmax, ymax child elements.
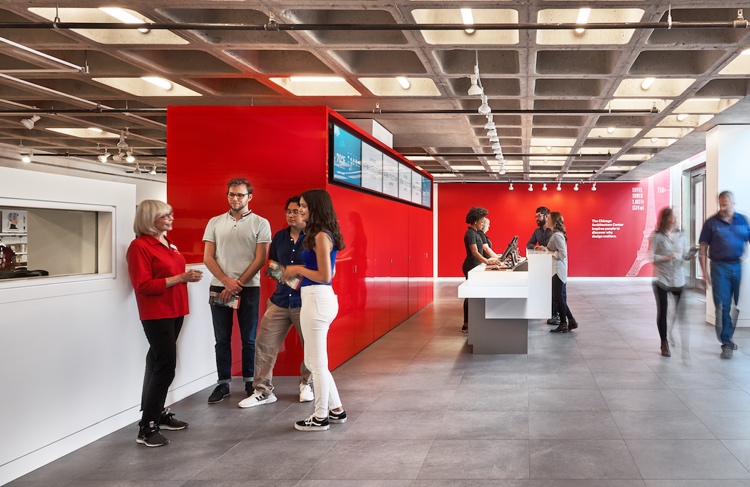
<box><xmin>499</xmin><ymin>235</ymin><xmax>519</xmax><ymax>263</ymax></box>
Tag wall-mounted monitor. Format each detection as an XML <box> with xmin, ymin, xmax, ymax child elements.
<box><xmin>361</xmin><ymin>143</ymin><xmax>383</xmax><ymax>193</ymax></box>
<box><xmin>398</xmin><ymin>164</ymin><xmax>412</xmax><ymax>201</ymax></box>
<box><xmin>382</xmin><ymin>155</ymin><xmax>399</xmax><ymax>198</ymax></box>
<box><xmin>331</xmin><ymin>125</ymin><xmax>362</xmax><ymax>187</ymax></box>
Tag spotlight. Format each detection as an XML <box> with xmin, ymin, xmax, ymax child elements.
<box><xmin>487</xmin><ymin>128</ymin><xmax>497</xmax><ymax>138</ymax></box>
<box><xmin>677</xmin><ymin>113</ymin><xmax>689</xmax><ymax>121</ymax></box>
<box><xmin>574</xmin><ymin>183</ymin><xmax>579</xmax><ymax>191</ymax></box>
<box><xmin>592</xmin><ymin>182</ymin><xmax>597</xmax><ymax>191</ymax></box>
<box><xmin>21</xmin><ymin>150</ymin><xmax>32</xmax><ymax>164</ymax></box>
<box><xmin>542</xmin><ymin>183</ymin><xmax>547</xmax><ymax>191</ymax></box>
<box><xmin>499</xmin><ymin>165</ymin><xmax>506</xmax><ymax>175</ymax></box>
<box><xmin>484</xmin><ymin>116</ymin><xmax>496</xmax><ymax>130</ymax></box>
<box><xmin>509</xmin><ymin>182</ymin><xmax>514</xmax><ymax>191</ymax></box>
<box><xmin>112</xmin><ymin>151</ymin><xmax>123</xmax><ymax>162</ymax></box>
<box><xmin>98</xmin><ymin>150</ymin><xmax>111</xmax><ymax>163</ymax></box>
<box><xmin>125</xmin><ymin>151</ymin><xmax>135</xmax><ymax>163</ymax></box>
<box><xmin>21</xmin><ymin>115</ymin><xmax>41</xmax><ymax>130</ymax></box>
<box><xmin>149</xmin><ymin>165</ymin><xmax>157</xmax><ymax>175</ymax></box>
<box><xmin>491</xmin><ymin>142</ymin><xmax>501</xmax><ymax>150</ymax></box>
<box><xmin>556</xmin><ymin>182</ymin><xmax>562</xmax><ymax>191</ymax></box>
<box><xmin>489</xmin><ymin>136</ymin><xmax>499</xmax><ymax>143</ymax></box>
<box><xmin>528</xmin><ymin>183</ymin><xmax>533</xmax><ymax>192</ymax></box>
<box><xmin>117</xmin><ymin>131</ymin><xmax>128</xmax><ymax>149</ymax></box>
<box><xmin>467</xmin><ymin>74</ymin><xmax>483</xmax><ymax>96</ymax></box>
<box><xmin>607</xmin><ymin>126</ymin><xmax>616</xmax><ymax>134</ymax></box>
<box><xmin>478</xmin><ymin>95</ymin><xmax>491</xmax><ymax>115</ymax></box>
<box><xmin>495</xmin><ymin>154</ymin><xmax>504</xmax><ymax>162</ymax></box>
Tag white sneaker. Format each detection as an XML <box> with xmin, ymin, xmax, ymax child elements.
<box><xmin>299</xmin><ymin>383</ymin><xmax>314</xmax><ymax>403</ymax></box>
<box><xmin>238</xmin><ymin>391</ymin><xmax>277</xmax><ymax>409</ymax></box>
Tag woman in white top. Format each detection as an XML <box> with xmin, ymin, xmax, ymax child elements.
<box><xmin>650</xmin><ymin>207</ymin><xmax>689</xmax><ymax>357</ymax></box>
<box><xmin>539</xmin><ymin>212</ymin><xmax>578</xmax><ymax>333</ymax></box>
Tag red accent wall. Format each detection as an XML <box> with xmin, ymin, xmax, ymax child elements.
<box><xmin>437</xmin><ymin>169</ymin><xmax>671</xmax><ymax>277</ymax></box>
<box><xmin>167</xmin><ymin>106</ymin><xmax>433</xmax><ymax>376</ymax></box>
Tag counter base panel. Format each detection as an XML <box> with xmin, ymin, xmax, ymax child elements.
<box><xmin>468</xmin><ymin>298</ymin><xmax>528</xmax><ymax>354</ymax></box>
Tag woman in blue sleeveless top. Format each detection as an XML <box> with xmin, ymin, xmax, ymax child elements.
<box><xmin>281</xmin><ymin>189</ymin><xmax>347</xmax><ymax>431</ymax></box>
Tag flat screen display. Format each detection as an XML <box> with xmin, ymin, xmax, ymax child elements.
<box><xmin>422</xmin><ymin>177</ymin><xmax>432</xmax><ymax>207</ymax></box>
<box><xmin>361</xmin><ymin>143</ymin><xmax>383</xmax><ymax>193</ymax></box>
<box><xmin>382</xmin><ymin>155</ymin><xmax>399</xmax><ymax>198</ymax></box>
<box><xmin>331</xmin><ymin>125</ymin><xmax>362</xmax><ymax>187</ymax></box>
<box><xmin>411</xmin><ymin>172</ymin><xmax>423</xmax><ymax>204</ymax></box>
<box><xmin>398</xmin><ymin>164</ymin><xmax>412</xmax><ymax>201</ymax></box>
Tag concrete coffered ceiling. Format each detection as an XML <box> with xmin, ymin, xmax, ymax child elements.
<box><xmin>1</xmin><ymin>1</ymin><xmax>750</xmax><ymax>181</ymax></box>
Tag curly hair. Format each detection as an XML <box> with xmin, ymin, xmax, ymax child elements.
<box><xmin>549</xmin><ymin>211</ymin><xmax>566</xmax><ymax>235</ymax></box>
<box><xmin>301</xmin><ymin>189</ymin><xmax>345</xmax><ymax>251</ymax></box>
<box><xmin>465</xmin><ymin>206</ymin><xmax>488</xmax><ymax>225</ymax></box>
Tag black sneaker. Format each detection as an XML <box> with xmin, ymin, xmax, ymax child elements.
<box><xmin>208</xmin><ymin>384</ymin><xmax>230</xmax><ymax>404</ymax></box>
<box><xmin>329</xmin><ymin>410</ymin><xmax>347</xmax><ymax>424</ymax></box>
<box><xmin>159</xmin><ymin>408</ymin><xmax>188</xmax><ymax>431</ymax></box>
<box><xmin>294</xmin><ymin>415</ymin><xmax>330</xmax><ymax>431</ymax></box>
<box><xmin>136</xmin><ymin>421</ymin><xmax>169</xmax><ymax>447</ymax></box>
<box><xmin>547</xmin><ymin>313</ymin><xmax>561</xmax><ymax>325</ymax></box>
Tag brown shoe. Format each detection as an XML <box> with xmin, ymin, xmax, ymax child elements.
<box><xmin>550</xmin><ymin>323</ymin><xmax>568</xmax><ymax>333</ymax></box>
<box><xmin>568</xmin><ymin>319</ymin><xmax>578</xmax><ymax>330</ymax></box>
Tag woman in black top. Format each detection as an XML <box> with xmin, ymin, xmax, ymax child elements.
<box><xmin>462</xmin><ymin>207</ymin><xmax>498</xmax><ymax>333</ymax></box>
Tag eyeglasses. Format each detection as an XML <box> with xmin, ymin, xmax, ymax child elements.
<box><xmin>227</xmin><ymin>192</ymin><xmax>248</xmax><ymax>199</ymax></box>
<box><xmin>159</xmin><ymin>213</ymin><xmax>174</xmax><ymax>220</ymax></box>
<box><xmin>285</xmin><ymin>209</ymin><xmax>300</xmax><ymax>215</ymax></box>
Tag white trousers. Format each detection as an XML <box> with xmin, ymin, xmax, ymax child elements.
<box><xmin>300</xmin><ymin>285</ymin><xmax>342</xmax><ymax>419</ymax></box>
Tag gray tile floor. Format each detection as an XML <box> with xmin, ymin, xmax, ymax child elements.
<box><xmin>11</xmin><ymin>280</ymin><xmax>750</xmax><ymax>487</ymax></box>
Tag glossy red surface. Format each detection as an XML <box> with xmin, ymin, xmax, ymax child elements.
<box><xmin>436</xmin><ymin>169</ymin><xmax>672</xmax><ymax>277</ymax></box>
<box><xmin>168</xmin><ymin>106</ymin><xmax>434</xmax><ymax>376</ymax></box>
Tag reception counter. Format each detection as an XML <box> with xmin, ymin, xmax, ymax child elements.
<box><xmin>457</xmin><ymin>251</ymin><xmax>552</xmax><ymax>353</ymax></box>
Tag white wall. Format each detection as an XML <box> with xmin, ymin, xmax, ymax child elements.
<box><xmin>0</xmin><ymin>166</ymin><xmax>215</xmax><ymax>485</ymax></box>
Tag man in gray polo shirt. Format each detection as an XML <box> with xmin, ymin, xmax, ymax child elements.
<box><xmin>203</xmin><ymin>177</ymin><xmax>272</xmax><ymax>403</ymax></box>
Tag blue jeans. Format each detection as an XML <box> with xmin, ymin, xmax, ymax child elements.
<box><xmin>710</xmin><ymin>261</ymin><xmax>742</xmax><ymax>346</ymax></box>
<box><xmin>210</xmin><ymin>285</ymin><xmax>260</xmax><ymax>387</ymax></box>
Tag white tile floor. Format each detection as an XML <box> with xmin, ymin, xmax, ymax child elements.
<box><xmin>10</xmin><ymin>280</ymin><xmax>750</xmax><ymax>486</ymax></box>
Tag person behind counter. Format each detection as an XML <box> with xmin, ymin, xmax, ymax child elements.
<box><xmin>280</xmin><ymin>189</ymin><xmax>347</xmax><ymax>431</ymax></box>
<box><xmin>537</xmin><ymin>211</ymin><xmax>578</xmax><ymax>334</ymax></box>
<box><xmin>462</xmin><ymin>207</ymin><xmax>499</xmax><ymax>333</ymax></box>
<box><xmin>650</xmin><ymin>207</ymin><xmax>692</xmax><ymax>358</ymax></box>
<box><xmin>127</xmin><ymin>200</ymin><xmax>203</xmax><ymax>447</ymax></box>
<box><xmin>479</xmin><ymin>217</ymin><xmax>501</xmax><ymax>261</ymax></box>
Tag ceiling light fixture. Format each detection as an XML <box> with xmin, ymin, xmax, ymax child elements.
<box><xmin>491</xmin><ymin>142</ymin><xmax>501</xmax><ymax>150</ymax></box>
<box><xmin>467</xmin><ymin>75</ymin><xmax>483</xmax><ymax>96</ymax></box>
<box><xmin>21</xmin><ymin>152</ymin><xmax>32</xmax><ymax>164</ymax></box>
<box><xmin>117</xmin><ymin>131</ymin><xmax>128</xmax><ymax>149</ymax></box>
<box><xmin>677</xmin><ymin>113</ymin><xmax>689</xmax><ymax>121</ymax></box>
<box><xmin>88</xmin><ymin>127</ymin><xmax>103</xmax><ymax>133</ymax></box>
<box><xmin>495</xmin><ymin>153</ymin><xmax>504</xmax><ymax>162</ymax></box>
<box><xmin>489</xmin><ymin>136</ymin><xmax>499</xmax><ymax>143</ymax></box>
<box><xmin>651</xmin><ymin>137</ymin><xmax>658</xmax><ymax>143</ymax></box>
<box><xmin>396</xmin><ymin>76</ymin><xmax>410</xmax><ymax>90</ymax></box>
<box><xmin>20</xmin><ymin>115</ymin><xmax>40</xmax><ymax>130</ymax></box>
<box><xmin>742</xmin><ymin>48</ymin><xmax>750</xmax><ymax>56</ymax></box>
<box><xmin>592</xmin><ymin>182</ymin><xmax>597</xmax><ymax>191</ymax></box>
<box><xmin>575</xmin><ymin>7</ymin><xmax>591</xmax><ymax>34</ymax></box>
<box><xmin>487</xmin><ymin>128</ymin><xmax>498</xmax><ymax>137</ymax></box>
<box><xmin>289</xmin><ymin>76</ymin><xmax>346</xmax><ymax>82</ymax></box>
<box><xmin>478</xmin><ymin>94</ymin><xmax>491</xmax><ymax>115</ymax></box>
<box><xmin>0</xmin><ymin>36</ymin><xmax>85</xmax><ymax>71</ymax></box>
<box><xmin>99</xmin><ymin>7</ymin><xmax>150</xmax><ymax>33</ymax></box>
<box><xmin>141</xmin><ymin>76</ymin><xmax>173</xmax><ymax>91</ymax></box>
<box><xmin>98</xmin><ymin>149</ymin><xmax>111</xmax><ymax>163</ymax></box>
<box><xmin>542</xmin><ymin>183</ymin><xmax>548</xmax><ymax>191</ymax></box>
<box><xmin>509</xmin><ymin>182</ymin><xmax>514</xmax><ymax>191</ymax></box>
<box><xmin>126</xmin><ymin>151</ymin><xmax>136</xmax><ymax>163</ymax></box>
<box><xmin>149</xmin><ymin>165</ymin><xmax>157</xmax><ymax>175</ymax></box>
<box><xmin>557</xmin><ymin>182</ymin><xmax>562</xmax><ymax>191</ymax></box>
<box><xmin>499</xmin><ymin>165</ymin><xmax>506</xmax><ymax>175</ymax></box>
<box><xmin>528</xmin><ymin>183</ymin><xmax>533</xmax><ymax>192</ymax></box>
<box><xmin>641</xmin><ymin>77</ymin><xmax>656</xmax><ymax>90</ymax></box>
<box><xmin>574</xmin><ymin>183</ymin><xmax>579</xmax><ymax>191</ymax></box>
<box><xmin>483</xmin><ymin>116</ymin><xmax>496</xmax><ymax>130</ymax></box>
<box><xmin>461</xmin><ymin>8</ymin><xmax>475</xmax><ymax>34</ymax></box>
<box><xmin>607</xmin><ymin>126</ymin><xmax>616</xmax><ymax>134</ymax></box>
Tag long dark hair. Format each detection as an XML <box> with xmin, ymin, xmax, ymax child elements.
<box><xmin>301</xmin><ymin>189</ymin><xmax>345</xmax><ymax>251</ymax></box>
<box><xmin>657</xmin><ymin>207</ymin><xmax>674</xmax><ymax>234</ymax></box>
<box><xmin>549</xmin><ymin>211</ymin><xmax>566</xmax><ymax>236</ymax></box>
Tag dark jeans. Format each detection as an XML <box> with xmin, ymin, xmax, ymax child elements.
<box><xmin>210</xmin><ymin>285</ymin><xmax>260</xmax><ymax>386</ymax></box>
<box><xmin>551</xmin><ymin>275</ymin><xmax>574</xmax><ymax>325</ymax></box>
<box><xmin>652</xmin><ymin>283</ymin><xmax>683</xmax><ymax>341</ymax></box>
<box><xmin>141</xmin><ymin>316</ymin><xmax>183</xmax><ymax>426</ymax></box>
<box><xmin>711</xmin><ymin>261</ymin><xmax>742</xmax><ymax>346</ymax></box>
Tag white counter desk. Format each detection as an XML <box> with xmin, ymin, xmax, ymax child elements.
<box><xmin>457</xmin><ymin>251</ymin><xmax>552</xmax><ymax>353</ymax></box>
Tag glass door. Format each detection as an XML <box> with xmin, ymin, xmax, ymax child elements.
<box><xmin>687</xmin><ymin>168</ymin><xmax>705</xmax><ymax>290</ymax></box>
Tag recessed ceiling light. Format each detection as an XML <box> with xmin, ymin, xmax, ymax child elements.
<box><xmin>88</xmin><ymin>127</ymin><xmax>103</xmax><ymax>133</ymax></box>
<box><xmin>651</xmin><ymin>137</ymin><xmax>658</xmax><ymax>143</ymax></box>
<box><xmin>99</xmin><ymin>7</ymin><xmax>150</xmax><ymax>32</ymax></box>
<box><xmin>141</xmin><ymin>76</ymin><xmax>173</xmax><ymax>91</ymax></box>
<box><xmin>742</xmin><ymin>49</ymin><xmax>750</xmax><ymax>56</ymax></box>
<box><xmin>460</xmin><ymin>8</ymin><xmax>475</xmax><ymax>34</ymax></box>
<box><xmin>676</xmin><ymin>113</ymin><xmax>689</xmax><ymax>121</ymax></box>
<box><xmin>396</xmin><ymin>76</ymin><xmax>410</xmax><ymax>90</ymax></box>
<box><xmin>607</xmin><ymin>126</ymin><xmax>615</xmax><ymax>134</ymax></box>
<box><xmin>575</xmin><ymin>8</ymin><xmax>591</xmax><ymax>34</ymax></box>
<box><xmin>641</xmin><ymin>77</ymin><xmax>656</xmax><ymax>90</ymax></box>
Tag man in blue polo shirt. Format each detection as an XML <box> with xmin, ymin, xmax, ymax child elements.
<box><xmin>699</xmin><ymin>191</ymin><xmax>750</xmax><ymax>359</ymax></box>
<box><xmin>239</xmin><ymin>196</ymin><xmax>313</xmax><ymax>407</ymax></box>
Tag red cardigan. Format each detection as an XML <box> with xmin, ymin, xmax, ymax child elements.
<box><xmin>127</xmin><ymin>235</ymin><xmax>189</xmax><ymax>320</ymax></box>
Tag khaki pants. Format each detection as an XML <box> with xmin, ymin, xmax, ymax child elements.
<box><xmin>252</xmin><ymin>300</ymin><xmax>311</xmax><ymax>395</ymax></box>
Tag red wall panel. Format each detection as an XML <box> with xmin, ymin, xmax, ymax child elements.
<box><xmin>437</xmin><ymin>170</ymin><xmax>671</xmax><ymax>277</ymax></box>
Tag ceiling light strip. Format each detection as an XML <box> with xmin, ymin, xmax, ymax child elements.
<box><xmin>0</xmin><ymin>36</ymin><xmax>85</xmax><ymax>71</ymax></box>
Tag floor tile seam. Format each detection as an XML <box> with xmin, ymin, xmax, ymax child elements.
<box><xmin>295</xmin><ymin>433</ymin><xmax>344</xmax><ymax>484</ymax></box>
<box><xmin>718</xmin><ymin>438</ymin><xmax>750</xmax><ymax>476</ymax></box>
